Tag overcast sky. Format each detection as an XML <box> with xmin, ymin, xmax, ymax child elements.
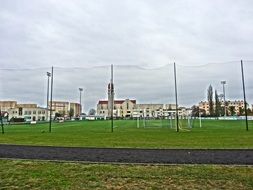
<box><xmin>0</xmin><ymin>0</ymin><xmax>253</xmax><ymax>112</ymax></box>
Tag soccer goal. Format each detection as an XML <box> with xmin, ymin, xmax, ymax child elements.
<box><xmin>168</xmin><ymin>115</ymin><xmax>191</xmax><ymax>131</ymax></box>
<box><xmin>137</xmin><ymin>115</ymin><xmax>174</xmax><ymax>128</ymax></box>
<box><xmin>136</xmin><ymin>112</ymin><xmax>194</xmax><ymax>131</ymax></box>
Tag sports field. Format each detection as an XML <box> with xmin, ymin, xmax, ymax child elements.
<box><xmin>0</xmin><ymin>119</ymin><xmax>252</xmax><ymax>148</ymax></box>
<box><xmin>1</xmin><ymin>120</ymin><xmax>253</xmax><ymax>190</ymax></box>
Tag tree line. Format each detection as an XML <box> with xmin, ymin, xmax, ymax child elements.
<box><xmin>192</xmin><ymin>85</ymin><xmax>252</xmax><ymax>117</ymax></box>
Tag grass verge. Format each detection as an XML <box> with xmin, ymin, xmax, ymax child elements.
<box><xmin>0</xmin><ymin>159</ymin><xmax>253</xmax><ymax>189</ymax></box>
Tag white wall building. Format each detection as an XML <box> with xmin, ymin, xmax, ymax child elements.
<box><xmin>8</xmin><ymin>107</ymin><xmax>49</xmax><ymax>122</ymax></box>
<box><xmin>0</xmin><ymin>101</ymin><xmax>51</xmax><ymax>122</ymax></box>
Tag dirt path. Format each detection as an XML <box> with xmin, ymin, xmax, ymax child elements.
<box><xmin>0</xmin><ymin>144</ymin><xmax>253</xmax><ymax>164</ymax></box>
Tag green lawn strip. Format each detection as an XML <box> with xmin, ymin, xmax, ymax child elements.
<box><xmin>0</xmin><ymin>159</ymin><xmax>253</xmax><ymax>189</ymax></box>
<box><xmin>0</xmin><ymin>120</ymin><xmax>252</xmax><ymax>149</ymax></box>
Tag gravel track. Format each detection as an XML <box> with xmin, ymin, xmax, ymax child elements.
<box><xmin>0</xmin><ymin>144</ymin><xmax>253</xmax><ymax>164</ymax></box>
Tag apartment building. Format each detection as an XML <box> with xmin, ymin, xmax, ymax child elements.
<box><xmin>133</xmin><ymin>104</ymin><xmax>188</xmax><ymax>118</ymax></box>
<box><xmin>48</xmin><ymin>101</ymin><xmax>81</xmax><ymax>117</ymax></box>
<box><xmin>199</xmin><ymin>100</ymin><xmax>245</xmax><ymax>116</ymax></box>
<box><xmin>0</xmin><ymin>101</ymin><xmax>49</xmax><ymax>121</ymax></box>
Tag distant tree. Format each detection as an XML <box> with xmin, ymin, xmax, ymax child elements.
<box><xmin>88</xmin><ymin>108</ymin><xmax>96</xmax><ymax>116</ymax></box>
<box><xmin>214</xmin><ymin>90</ymin><xmax>222</xmax><ymax>117</ymax></box>
<box><xmin>69</xmin><ymin>108</ymin><xmax>74</xmax><ymax>119</ymax></box>
<box><xmin>200</xmin><ymin>108</ymin><xmax>206</xmax><ymax>117</ymax></box>
<box><xmin>239</xmin><ymin>107</ymin><xmax>244</xmax><ymax>116</ymax></box>
<box><xmin>247</xmin><ymin>108</ymin><xmax>253</xmax><ymax>116</ymax></box>
<box><xmin>54</xmin><ymin>112</ymin><xmax>63</xmax><ymax>119</ymax></box>
<box><xmin>207</xmin><ymin>85</ymin><xmax>214</xmax><ymax>116</ymax></box>
<box><xmin>229</xmin><ymin>106</ymin><xmax>236</xmax><ymax>116</ymax></box>
<box><xmin>191</xmin><ymin>105</ymin><xmax>199</xmax><ymax>117</ymax></box>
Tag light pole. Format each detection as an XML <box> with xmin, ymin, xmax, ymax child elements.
<box><xmin>221</xmin><ymin>81</ymin><xmax>226</xmax><ymax>116</ymax></box>
<box><xmin>46</xmin><ymin>72</ymin><xmax>51</xmax><ymax>121</ymax></box>
<box><xmin>79</xmin><ymin>88</ymin><xmax>83</xmax><ymax>116</ymax></box>
<box><xmin>0</xmin><ymin>108</ymin><xmax>4</xmax><ymax>134</ymax></box>
<box><xmin>49</xmin><ymin>66</ymin><xmax>54</xmax><ymax>133</ymax></box>
<box><xmin>174</xmin><ymin>62</ymin><xmax>179</xmax><ymax>132</ymax></box>
<box><xmin>241</xmin><ymin>60</ymin><xmax>248</xmax><ymax>131</ymax></box>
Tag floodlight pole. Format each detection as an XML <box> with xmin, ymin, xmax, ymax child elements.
<box><xmin>46</xmin><ymin>72</ymin><xmax>51</xmax><ymax>121</ymax></box>
<box><xmin>137</xmin><ymin>105</ymin><xmax>140</xmax><ymax>128</ymax></box>
<box><xmin>173</xmin><ymin>62</ymin><xmax>179</xmax><ymax>132</ymax></box>
<box><xmin>79</xmin><ymin>88</ymin><xmax>83</xmax><ymax>116</ymax></box>
<box><xmin>221</xmin><ymin>81</ymin><xmax>227</xmax><ymax>116</ymax></box>
<box><xmin>0</xmin><ymin>108</ymin><xmax>4</xmax><ymax>134</ymax></box>
<box><xmin>199</xmin><ymin>111</ymin><xmax>202</xmax><ymax>128</ymax></box>
<box><xmin>111</xmin><ymin>64</ymin><xmax>114</xmax><ymax>133</ymax></box>
<box><xmin>49</xmin><ymin>66</ymin><xmax>54</xmax><ymax>133</ymax></box>
<box><xmin>241</xmin><ymin>60</ymin><xmax>249</xmax><ymax>131</ymax></box>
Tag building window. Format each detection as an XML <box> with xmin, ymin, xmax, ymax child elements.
<box><xmin>18</xmin><ymin>107</ymin><xmax>22</xmax><ymax>116</ymax></box>
<box><xmin>33</xmin><ymin>111</ymin><xmax>36</xmax><ymax>114</ymax></box>
<box><xmin>24</xmin><ymin>111</ymin><xmax>28</xmax><ymax>115</ymax></box>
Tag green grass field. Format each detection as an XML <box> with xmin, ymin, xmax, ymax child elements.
<box><xmin>1</xmin><ymin>159</ymin><xmax>253</xmax><ymax>189</ymax></box>
<box><xmin>1</xmin><ymin>120</ymin><xmax>253</xmax><ymax>189</ymax></box>
<box><xmin>0</xmin><ymin>119</ymin><xmax>252</xmax><ymax>148</ymax></box>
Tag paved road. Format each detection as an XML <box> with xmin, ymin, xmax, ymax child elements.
<box><xmin>0</xmin><ymin>144</ymin><xmax>253</xmax><ymax>164</ymax></box>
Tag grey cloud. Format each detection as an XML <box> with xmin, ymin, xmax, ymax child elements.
<box><xmin>0</xmin><ymin>0</ymin><xmax>253</xmax><ymax>111</ymax></box>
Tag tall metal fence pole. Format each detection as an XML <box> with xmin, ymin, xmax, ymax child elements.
<box><xmin>0</xmin><ymin>109</ymin><xmax>4</xmax><ymax>134</ymax></box>
<box><xmin>49</xmin><ymin>66</ymin><xmax>54</xmax><ymax>133</ymax></box>
<box><xmin>240</xmin><ymin>60</ymin><xmax>249</xmax><ymax>131</ymax></box>
<box><xmin>111</xmin><ymin>64</ymin><xmax>114</xmax><ymax>133</ymax></box>
<box><xmin>46</xmin><ymin>72</ymin><xmax>51</xmax><ymax>122</ymax></box>
<box><xmin>173</xmin><ymin>62</ymin><xmax>179</xmax><ymax>132</ymax></box>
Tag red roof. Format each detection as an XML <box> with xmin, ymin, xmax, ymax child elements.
<box><xmin>98</xmin><ymin>100</ymin><xmax>108</xmax><ymax>104</ymax></box>
<box><xmin>98</xmin><ymin>100</ymin><xmax>136</xmax><ymax>105</ymax></box>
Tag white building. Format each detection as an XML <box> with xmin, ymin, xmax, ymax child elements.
<box><xmin>97</xmin><ymin>99</ymin><xmax>136</xmax><ymax>118</ymax></box>
<box><xmin>133</xmin><ymin>104</ymin><xmax>190</xmax><ymax>118</ymax></box>
<box><xmin>0</xmin><ymin>101</ymin><xmax>50</xmax><ymax>122</ymax></box>
<box><xmin>8</xmin><ymin>106</ymin><xmax>48</xmax><ymax>122</ymax></box>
